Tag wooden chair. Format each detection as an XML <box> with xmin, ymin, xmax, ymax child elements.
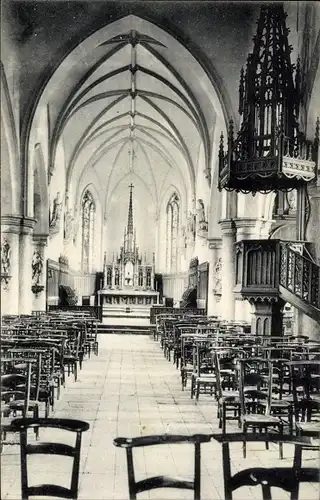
<box><xmin>212</xmin><ymin>432</ymin><xmax>320</xmax><ymax>500</ymax></box>
<box><xmin>10</xmin><ymin>418</ymin><xmax>90</xmax><ymax>500</ymax></box>
<box><xmin>191</xmin><ymin>339</ymin><xmax>217</xmax><ymax>401</ymax></box>
<box><xmin>113</xmin><ymin>433</ymin><xmax>212</xmax><ymax>500</ymax></box>
<box><xmin>1</xmin><ymin>361</ymin><xmax>32</xmax><ymax>449</ymax></box>
<box><xmin>288</xmin><ymin>359</ymin><xmax>320</xmax><ymax>433</ymax></box>
<box><xmin>213</xmin><ymin>350</ymin><xmax>241</xmax><ymax>433</ymax></box>
<box><xmin>238</xmin><ymin>359</ymin><xmax>284</xmax><ymax>459</ymax></box>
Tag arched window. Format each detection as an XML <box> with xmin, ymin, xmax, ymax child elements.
<box><xmin>81</xmin><ymin>190</ymin><xmax>95</xmax><ymax>273</ymax></box>
<box><xmin>166</xmin><ymin>192</ymin><xmax>180</xmax><ymax>272</ymax></box>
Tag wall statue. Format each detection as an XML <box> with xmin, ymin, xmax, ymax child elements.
<box><xmin>64</xmin><ymin>208</ymin><xmax>74</xmax><ymax>242</ymax></box>
<box><xmin>187</xmin><ymin>211</ymin><xmax>196</xmax><ymax>241</ymax></box>
<box><xmin>212</xmin><ymin>257</ymin><xmax>222</xmax><ymax>295</ymax></box>
<box><xmin>32</xmin><ymin>250</ymin><xmax>43</xmax><ymax>285</ymax></box>
<box><xmin>1</xmin><ymin>239</ymin><xmax>11</xmax><ymax>275</ymax></box>
<box><xmin>196</xmin><ymin>199</ymin><xmax>208</xmax><ymax>232</ymax></box>
<box><xmin>49</xmin><ymin>192</ymin><xmax>62</xmax><ymax>233</ymax></box>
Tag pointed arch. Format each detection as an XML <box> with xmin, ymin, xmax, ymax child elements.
<box><xmin>166</xmin><ymin>191</ymin><xmax>180</xmax><ymax>272</ymax></box>
<box><xmin>33</xmin><ymin>143</ymin><xmax>49</xmax><ymax>236</ymax></box>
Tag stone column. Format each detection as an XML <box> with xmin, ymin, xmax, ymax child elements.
<box><xmin>32</xmin><ymin>235</ymin><xmax>48</xmax><ymax>312</ymax></box>
<box><xmin>19</xmin><ymin>217</ymin><xmax>36</xmax><ymax>314</ymax></box>
<box><xmin>219</xmin><ymin>219</ymin><xmax>236</xmax><ymax>321</ymax></box>
<box><xmin>1</xmin><ymin>216</ymin><xmax>21</xmax><ymax>315</ymax></box>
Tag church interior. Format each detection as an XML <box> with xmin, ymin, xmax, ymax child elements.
<box><xmin>1</xmin><ymin>1</ymin><xmax>320</xmax><ymax>499</ymax></box>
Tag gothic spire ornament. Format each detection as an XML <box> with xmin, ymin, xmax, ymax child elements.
<box><xmin>218</xmin><ymin>4</ymin><xmax>318</xmax><ymax>194</ymax></box>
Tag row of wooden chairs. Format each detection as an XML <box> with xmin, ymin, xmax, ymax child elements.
<box><xmin>155</xmin><ymin>312</ymin><xmax>320</xmax><ymax>457</ymax></box>
<box><xmin>0</xmin><ymin>310</ymin><xmax>100</xmax><ymax>451</ymax></box>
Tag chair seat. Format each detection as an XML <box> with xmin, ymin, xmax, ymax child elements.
<box><xmin>296</xmin><ymin>421</ymin><xmax>320</xmax><ymax>434</ymax></box>
<box><xmin>1</xmin><ymin>417</ymin><xmax>16</xmax><ymax>431</ymax></box>
<box><xmin>219</xmin><ymin>395</ymin><xmax>240</xmax><ymax>404</ymax></box>
<box><xmin>260</xmin><ymin>399</ymin><xmax>292</xmax><ymax>408</ymax></box>
<box><xmin>9</xmin><ymin>400</ymin><xmax>40</xmax><ymax>410</ymax></box>
<box><xmin>196</xmin><ymin>376</ymin><xmax>216</xmax><ymax>383</ymax></box>
<box><xmin>243</xmin><ymin>414</ymin><xmax>281</xmax><ymax>425</ymax></box>
<box><xmin>219</xmin><ymin>391</ymin><xmax>240</xmax><ymax>404</ymax></box>
<box><xmin>220</xmin><ymin>369</ymin><xmax>235</xmax><ymax>375</ymax></box>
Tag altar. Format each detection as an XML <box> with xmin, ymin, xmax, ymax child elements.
<box><xmin>98</xmin><ymin>288</ymin><xmax>159</xmax><ymax>326</ymax></box>
<box><xmin>98</xmin><ymin>185</ymin><xmax>160</xmax><ymax>326</ymax></box>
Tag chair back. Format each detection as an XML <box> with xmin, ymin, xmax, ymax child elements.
<box><xmin>114</xmin><ymin>433</ymin><xmax>212</xmax><ymax>500</ymax></box>
<box><xmin>239</xmin><ymin>359</ymin><xmax>273</xmax><ymax>416</ymax></box>
<box><xmin>11</xmin><ymin>418</ymin><xmax>89</xmax><ymax>500</ymax></box>
<box><xmin>212</xmin><ymin>432</ymin><xmax>319</xmax><ymax>500</ymax></box>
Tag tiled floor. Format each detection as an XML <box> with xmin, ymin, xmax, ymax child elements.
<box><xmin>1</xmin><ymin>334</ymin><xmax>319</xmax><ymax>499</ymax></box>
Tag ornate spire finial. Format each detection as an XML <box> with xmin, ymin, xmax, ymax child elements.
<box><xmin>127</xmin><ymin>183</ymin><xmax>134</xmax><ymax>234</ymax></box>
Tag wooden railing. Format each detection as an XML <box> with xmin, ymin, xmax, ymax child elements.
<box><xmin>279</xmin><ymin>243</ymin><xmax>320</xmax><ymax>310</ymax></box>
<box><xmin>235</xmin><ymin>239</ymin><xmax>320</xmax><ymax>313</ymax></box>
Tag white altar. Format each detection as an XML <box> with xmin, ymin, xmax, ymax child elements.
<box><xmin>99</xmin><ymin>185</ymin><xmax>159</xmax><ymax>326</ymax></box>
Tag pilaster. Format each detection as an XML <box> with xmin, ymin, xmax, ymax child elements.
<box><xmin>207</xmin><ymin>237</ymin><xmax>222</xmax><ymax>316</ymax></box>
<box><xmin>1</xmin><ymin>216</ymin><xmax>36</xmax><ymax>315</ymax></box>
<box><xmin>32</xmin><ymin>234</ymin><xmax>48</xmax><ymax>312</ymax></box>
<box><xmin>219</xmin><ymin>219</ymin><xmax>236</xmax><ymax>320</ymax></box>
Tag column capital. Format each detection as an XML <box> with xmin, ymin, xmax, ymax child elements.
<box><xmin>219</xmin><ymin>218</ymin><xmax>236</xmax><ymax>235</ymax></box>
<box><xmin>1</xmin><ymin>215</ymin><xmax>36</xmax><ymax>235</ymax></box>
<box><xmin>207</xmin><ymin>237</ymin><xmax>222</xmax><ymax>250</ymax></box>
<box><xmin>233</xmin><ymin>217</ymin><xmax>261</xmax><ymax>229</ymax></box>
<box><xmin>33</xmin><ymin>234</ymin><xmax>49</xmax><ymax>246</ymax></box>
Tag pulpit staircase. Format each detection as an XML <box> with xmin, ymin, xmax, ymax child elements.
<box><xmin>278</xmin><ymin>243</ymin><xmax>320</xmax><ymax>324</ymax></box>
<box><xmin>235</xmin><ymin>239</ymin><xmax>320</xmax><ymax>334</ymax></box>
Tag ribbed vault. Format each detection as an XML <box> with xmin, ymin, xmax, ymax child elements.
<box><xmin>28</xmin><ymin>15</ymin><xmax>226</xmax><ymax>260</ymax></box>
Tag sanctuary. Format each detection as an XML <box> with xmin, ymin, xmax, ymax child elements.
<box><xmin>98</xmin><ymin>185</ymin><xmax>159</xmax><ymax>326</ymax></box>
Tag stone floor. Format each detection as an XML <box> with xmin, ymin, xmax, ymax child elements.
<box><xmin>1</xmin><ymin>334</ymin><xmax>319</xmax><ymax>500</ymax></box>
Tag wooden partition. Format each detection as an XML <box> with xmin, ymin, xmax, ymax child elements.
<box><xmin>197</xmin><ymin>262</ymin><xmax>209</xmax><ymax>311</ymax></box>
<box><xmin>47</xmin><ymin>257</ymin><xmax>74</xmax><ymax>306</ymax></box>
<box><xmin>48</xmin><ymin>305</ymin><xmax>102</xmax><ymax>320</ymax></box>
<box><xmin>150</xmin><ymin>306</ymin><xmax>206</xmax><ymax>325</ymax></box>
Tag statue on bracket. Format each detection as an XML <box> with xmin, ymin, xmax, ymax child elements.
<box><xmin>32</xmin><ymin>250</ymin><xmax>43</xmax><ymax>285</ymax></box>
<box><xmin>1</xmin><ymin>239</ymin><xmax>11</xmax><ymax>275</ymax></box>
<box><xmin>49</xmin><ymin>191</ymin><xmax>62</xmax><ymax>234</ymax></box>
<box><xmin>196</xmin><ymin>199</ymin><xmax>208</xmax><ymax>233</ymax></box>
<box><xmin>212</xmin><ymin>257</ymin><xmax>222</xmax><ymax>296</ymax></box>
<box><xmin>187</xmin><ymin>211</ymin><xmax>196</xmax><ymax>242</ymax></box>
<box><xmin>64</xmin><ymin>208</ymin><xmax>74</xmax><ymax>242</ymax></box>
<box><xmin>31</xmin><ymin>249</ymin><xmax>44</xmax><ymax>296</ymax></box>
<box><xmin>1</xmin><ymin>239</ymin><xmax>12</xmax><ymax>289</ymax></box>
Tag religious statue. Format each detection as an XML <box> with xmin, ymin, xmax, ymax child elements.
<box><xmin>32</xmin><ymin>250</ymin><xmax>43</xmax><ymax>285</ymax></box>
<box><xmin>64</xmin><ymin>208</ymin><xmax>74</xmax><ymax>242</ymax></box>
<box><xmin>187</xmin><ymin>211</ymin><xmax>196</xmax><ymax>242</ymax></box>
<box><xmin>49</xmin><ymin>192</ymin><xmax>62</xmax><ymax>232</ymax></box>
<box><xmin>286</xmin><ymin>189</ymin><xmax>297</xmax><ymax>211</ymax></box>
<box><xmin>196</xmin><ymin>199</ymin><xmax>208</xmax><ymax>232</ymax></box>
<box><xmin>212</xmin><ymin>257</ymin><xmax>222</xmax><ymax>295</ymax></box>
<box><xmin>1</xmin><ymin>239</ymin><xmax>11</xmax><ymax>275</ymax></box>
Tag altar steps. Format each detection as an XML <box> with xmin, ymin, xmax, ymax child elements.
<box><xmin>97</xmin><ymin>324</ymin><xmax>153</xmax><ymax>335</ymax></box>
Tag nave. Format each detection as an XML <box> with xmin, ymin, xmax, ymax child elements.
<box><xmin>2</xmin><ymin>334</ymin><xmax>319</xmax><ymax>500</ymax></box>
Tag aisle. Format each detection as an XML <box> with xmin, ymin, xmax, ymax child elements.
<box><xmin>1</xmin><ymin>335</ymin><xmax>319</xmax><ymax>499</ymax></box>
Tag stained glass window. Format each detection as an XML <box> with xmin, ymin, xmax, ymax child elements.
<box><xmin>166</xmin><ymin>193</ymin><xmax>180</xmax><ymax>272</ymax></box>
<box><xmin>81</xmin><ymin>190</ymin><xmax>95</xmax><ymax>273</ymax></box>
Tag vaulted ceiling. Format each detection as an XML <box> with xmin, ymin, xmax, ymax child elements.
<box><xmin>47</xmin><ymin>20</ymin><xmax>220</xmax><ymax>218</ymax></box>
